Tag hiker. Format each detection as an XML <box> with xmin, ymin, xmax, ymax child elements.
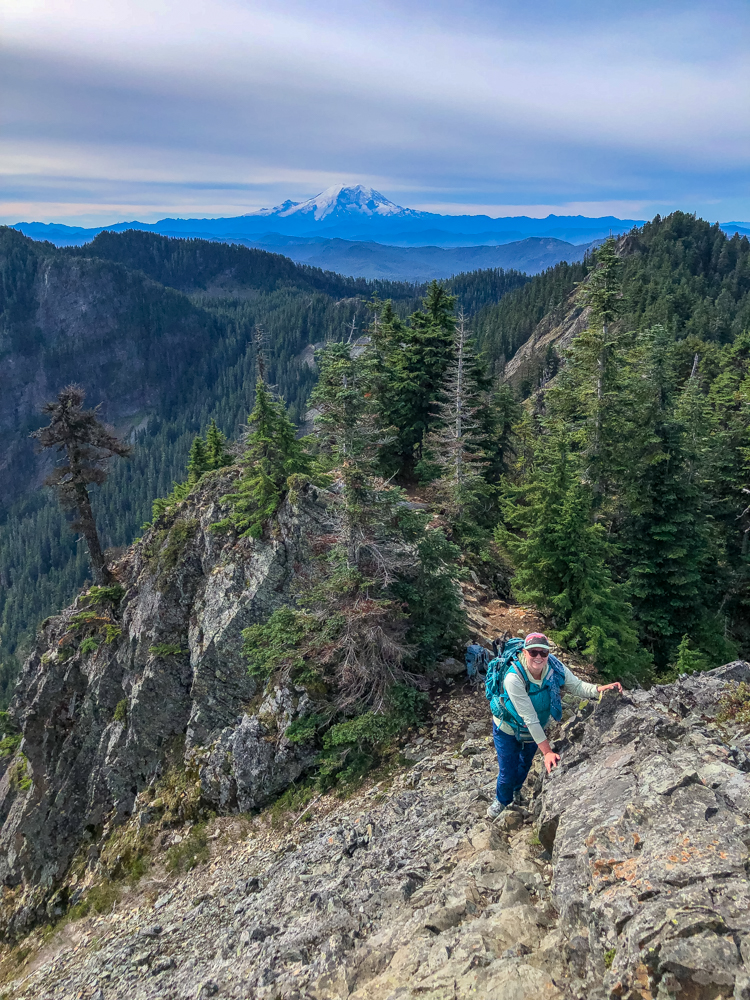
<box><xmin>485</xmin><ymin>631</ymin><xmax>622</xmax><ymax>820</ymax></box>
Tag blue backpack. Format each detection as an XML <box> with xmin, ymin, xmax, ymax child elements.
<box><xmin>465</xmin><ymin>643</ymin><xmax>490</xmax><ymax>679</ymax></box>
<box><xmin>485</xmin><ymin>639</ymin><xmax>565</xmax><ymax>738</ymax></box>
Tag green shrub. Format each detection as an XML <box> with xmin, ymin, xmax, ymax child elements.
<box><xmin>0</xmin><ymin>733</ymin><xmax>21</xmax><ymax>759</ymax></box>
<box><xmin>284</xmin><ymin>713</ymin><xmax>328</xmax><ymax>744</ymax></box>
<box><xmin>85</xmin><ymin>584</ymin><xmax>124</xmax><ymax>607</ymax></box>
<box><xmin>149</xmin><ymin>643</ymin><xmax>184</xmax><ymax>657</ymax></box>
<box><xmin>0</xmin><ymin>712</ymin><xmax>21</xmax><ymax>759</ymax></box>
<box><xmin>165</xmin><ymin>823</ymin><xmax>209</xmax><ymax>873</ymax></box>
<box><xmin>10</xmin><ymin>753</ymin><xmax>32</xmax><ymax>791</ymax></box>
<box><xmin>67</xmin><ymin>610</ymin><xmax>121</xmax><ymax>646</ymax></box>
<box><xmin>389</xmin><ymin>684</ymin><xmax>429</xmax><ymax>727</ymax></box>
<box><xmin>68</xmin><ymin>882</ymin><xmax>121</xmax><ymax>920</ymax></box>
<box><xmin>113</xmin><ymin>699</ymin><xmax>128</xmax><ymax>725</ymax></box>
<box><xmin>323</xmin><ymin>711</ymin><xmax>398</xmax><ymax>750</ymax></box>
<box><xmin>318</xmin><ymin>710</ymin><xmax>402</xmax><ymax>788</ymax></box>
<box><xmin>603</xmin><ymin>948</ymin><xmax>616</xmax><ymax>970</ymax></box>
<box><xmin>103</xmin><ymin>624</ymin><xmax>122</xmax><ymax>644</ymax></box>
<box><xmin>68</xmin><ymin>610</ymin><xmax>107</xmax><ymax>631</ymax></box>
<box><xmin>79</xmin><ymin>636</ymin><xmax>100</xmax><ymax>655</ymax></box>
<box><xmin>242</xmin><ymin>606</ymin><xmax>307</xmax><ymax>679</ymax></box>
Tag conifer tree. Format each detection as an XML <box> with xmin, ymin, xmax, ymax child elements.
<box><xmin>32</xmin><ymin>385</ymin><xmax>130</xmax><ymax>584</ymax></box>
<box><xmin>617</xmin><ymin>326</ymin><xmax>713</xmax><ymax>666</ymax></box>
<box><xmin>301</xmin><ymin>340</ymin><xmax>465</xmax><ymax>707</ymax></box>
<box><xmin>186</xmin><ymin>436</ymin><xmax>209</xmax><ymax>484</ymax></box>
<box><xmin>204</xmin><ymin>419</ymin><xmax>232</xmax><ymax>470</ymax></box>
<box><xmin>477</xmin><ymin>381</ymin><xmax>522</xmax><ymax>486</ymax></box>
<box><xmin>671</xmin><ymin>634</ymin><xmax>710</xmax><ymax>676</ymax></box>
<box><xmin>421</xmin><ymin>312</ymin><xmax>492</xmax><ymax>526</ymax></box>
<box><xmin>497</xmin><ymin>426</ymin><xmax>651</xmax><ymax>680</ymax></box>
<box><xmin>309</xmin><ymin>341</ymin><xmax>376</xmax><ymax>464</ymax></box>
<box><xmin>220</xmin><ymin>380</ymin><xmax>309</xmax><ymax>538</ymax></box>
<box><xmin>701</xmin><ymin>333</ymin><xmax>750</xmax><ymax>652</ymax></box>
<box><xmin>372</xmin><ymin>282</ymin><xmax>457</xmax><ymax>477</ymax></box>
<box><xmin>554</xmin><ymin>237</ymin><xmax>624</xmax><ymax>500</ymax></box>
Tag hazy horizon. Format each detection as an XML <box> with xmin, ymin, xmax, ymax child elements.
<box><xmin>3</xmin><ymin>1</ymin><xmax>749</xmax><ymax>227</ymax></box>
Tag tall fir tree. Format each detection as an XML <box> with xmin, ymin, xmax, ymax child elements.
<box><xmin>308</xmin><ymin>341</ymin><xmax>376</xmax><ymax>465</ymax></box>
<box><xmin>552</xmin><ymin>236</ymin><xmax>624</xmax><ymax>501</ymax></box>
<box><xmin>219</xmin><ymin>379</ymin><xmax>309</xmax><ymax>538</ymax></box>
<box><xmin>616</xmin><ymin>326</ymin><xmax>716</xmax><ymax>667</ymax></box>
<box><xmin>497</xmin><ymin>426</ymin><xmax>651</xmax><ymax>680</ymax></box>
<box><xmin>371</xmin><ymin>282</ymin><xmax>457</xmax><ymax>478</ymax></box>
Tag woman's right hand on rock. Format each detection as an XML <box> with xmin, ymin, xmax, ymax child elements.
<box><xmin>544</xmin><ymin>751</ymin><xmax>560</xmax><ymax>773</ymax></box>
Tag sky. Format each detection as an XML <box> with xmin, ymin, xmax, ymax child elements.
<box><xmin>2</xmin><ymin>0</ymin><xmax>749</xmax><ymax>226</ymax></box>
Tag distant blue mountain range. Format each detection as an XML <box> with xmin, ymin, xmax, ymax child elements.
<box><xmin>11</xmin><ymin>184</ymin><xmax>648</xmax><ymax>247</ymax></box>
<box><xmin>9</xmin><ymin>185</ymin><xmax>748</xmax><ymax>281</ymax></box>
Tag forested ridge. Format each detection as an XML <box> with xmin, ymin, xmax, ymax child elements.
<box><xmin>2</xmin><ymin>212</ymin><xmax>749</xmax><ymax>706</ymax></box>
<box><xmin>0</xmin><ymin>227</ymin><xmax>528</xmax><ymax>701</ymax></box>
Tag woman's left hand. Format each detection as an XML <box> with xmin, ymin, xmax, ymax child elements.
<box><xmin>597</xmin><ymin>682</ymin><xmax>623</xmax><ymax>694</ymax></box>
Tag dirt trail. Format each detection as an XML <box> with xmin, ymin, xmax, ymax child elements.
<box><xmin>461</xmin><ymin>579</ymin><xmax>598</xmax><ymax>683</ymax></box>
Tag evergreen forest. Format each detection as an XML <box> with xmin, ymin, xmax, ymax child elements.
<box><xmin>2</xmin><ymin>212</ymin><xmax>750</xmax><ymax>705</ymax></box>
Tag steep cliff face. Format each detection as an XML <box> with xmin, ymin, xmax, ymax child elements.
<box><xmin>0</xmin><ymin>229</ymin><xmax>227</xmax><ymax>504</ymax></box>
<box><xmin>0</xmin><ymin>470</ymin><xmax>335</xmax><ymax>934</ymax></box>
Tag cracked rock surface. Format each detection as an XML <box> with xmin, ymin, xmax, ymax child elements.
<box><xmin>1</xmin><ymin>688</ymin><xmax>565</xmax><ymax>1000</ymax></box>
<box><xmin>0</xmin><ymin>473</ymin><xmax>334</xmax><ymax>936</ymax></box>
<box><xmin>1</xmin><ymin>630</ymin><xmax>749</xmax><ymax>999</ymax></box>
<box><xmin>541</xmin><ymin>659</ymin><xmax>750</xmax><ymax>1000</ymax></box>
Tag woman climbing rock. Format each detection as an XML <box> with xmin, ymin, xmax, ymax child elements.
<box><xmin>485</xmin><ymin>632</ymin><xmax>622</xmax><ymax>821</ymax></box>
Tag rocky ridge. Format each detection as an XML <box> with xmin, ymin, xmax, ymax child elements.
<box><xmin>0</xmin><ymin>470</ymin><xmax>337</xmax><ymax>936</ymax></box>
<box><xmin>2</xmin><ymin>661</ymin><xmax>750</xmax><ymax>999</ymax></box>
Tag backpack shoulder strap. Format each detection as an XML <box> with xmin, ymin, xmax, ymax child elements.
<box><xmin>505</xmin><ymin>654</ymin><xmax>531</xmax><ymax>693</ymax></box>
<box><xmin>548</xmin><ymin>655</ymin><xmax>566</xmax><ymax>684</ymax></box>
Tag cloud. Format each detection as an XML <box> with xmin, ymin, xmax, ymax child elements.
<box><xmin>1</xmin><ymin>0</ymin><xmax>749</xmax><ymax>224</ymax></box>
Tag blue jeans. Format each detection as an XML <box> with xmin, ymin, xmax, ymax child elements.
<box><xmin>492</xmin><ymin>722</ymin><xmax>538</xmax><ymax>805</ymax></box>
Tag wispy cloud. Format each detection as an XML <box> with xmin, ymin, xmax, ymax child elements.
<box><xmin>2</xmin><ymin>0</ymin><xmax>749</xmax><ymax>224</ymax></box>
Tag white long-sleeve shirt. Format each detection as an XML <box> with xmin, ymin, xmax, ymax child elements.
<box><xmin>493</xmin><ymin>660</ymin><xmax>600</xmax><ymax>745</ymax></box>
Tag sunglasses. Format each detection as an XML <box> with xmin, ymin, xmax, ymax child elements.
<box><xmin>527</xmin><ymin>650</ymin><xmax>549</xmax><ymax>659</ymax></box>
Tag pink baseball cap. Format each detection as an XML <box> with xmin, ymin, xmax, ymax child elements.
<box><xmin>524</xmin><ymin>633</ymin><xmax>550</xmax><ymax>651</ymax></box>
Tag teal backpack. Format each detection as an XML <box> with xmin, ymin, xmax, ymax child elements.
<box><xmin>485</xmin><ymin>638</ymin><xmax>565</xmax><ymax>739</ymax></box>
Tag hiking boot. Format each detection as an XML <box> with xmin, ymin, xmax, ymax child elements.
<box><xmin>486</xmin><ymin>798</ymin><xmax>506</xmax><ymax>821</ymax></box>
<box><xmin>512</xmin><ymin>789</ymin><xmax>523</xmax><ymax>807</ymax></box>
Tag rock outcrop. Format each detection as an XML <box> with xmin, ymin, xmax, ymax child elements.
<box><xmin>0</xmin><ymin>471</ymin><xmax>334</xmax><ymax>934</ymax></box>
<box><xmin>3</xmin><ymin>665</ymin><xmax>750</xmax><ymax>1000</ymax></box>
<box><xmin>541</xmin><ymin>660</ymin><xmax>750</xmax><ymax>999</ymax></box>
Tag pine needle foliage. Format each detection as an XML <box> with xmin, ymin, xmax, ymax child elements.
<box><xmin>371</xmin><ymin>282</ymin><xmax>458</xmax><ymax>477</ymax></box>
<box><xmin>497</xmin><ymin>428</ymin><xmax>651</xmax><ymax>681</ymax></box>
<box><xmin>31</xmin><ymin>385</ymin><xmax>130</xmax><ymax>584</ymax></box>
<box><xmin>419</xmin><ymin>311</ymin><xmax>496</xmax><ymax>532</ymax></box>
<box><xmin>219</xmin><ymin>379</ymin><xmax>310</xmax><ymax>538</ymax></box>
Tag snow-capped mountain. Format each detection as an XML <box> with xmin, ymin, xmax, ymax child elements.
<box><xmin>250</xmin><ymin>184</ymin><xmax>424</xmax><ymax>222</ymax></box>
